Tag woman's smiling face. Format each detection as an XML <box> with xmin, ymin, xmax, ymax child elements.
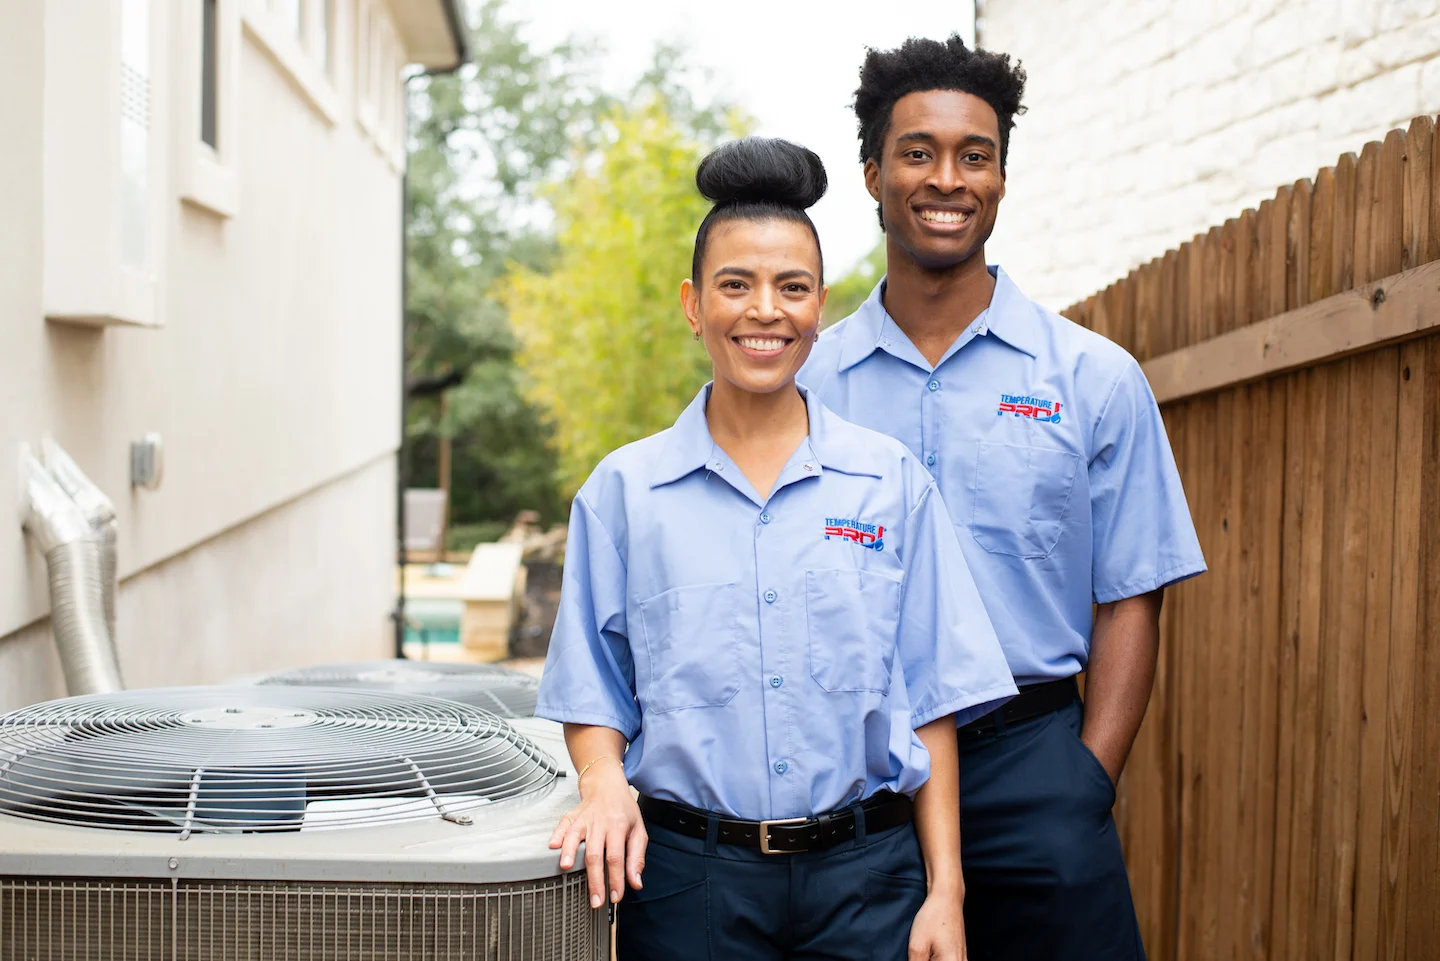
<box><xmin>681</xmin><ymin>218</ymin><xmax>827</xmax><ymax>396</ymax></box>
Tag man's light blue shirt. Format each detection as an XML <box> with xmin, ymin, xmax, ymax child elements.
<box><xmin>536</xmin><ymin>385</ymin><xmax>1016</xmax><ymax>821</ymax></box>
<box><xmin>799</xmin><ymin>267</ymin><xmax>1207</xmax><ymax>686</ymax></box>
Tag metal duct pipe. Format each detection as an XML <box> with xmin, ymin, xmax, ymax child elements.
<box><xmin>42</xmin><ymin>439</ymin><xmax>119</xmax><ymax>643</ymax></box>
<box><xmin>20</xmin><ymin>452</ymin><xmax>124</xmax><ymax>695</ymax></box>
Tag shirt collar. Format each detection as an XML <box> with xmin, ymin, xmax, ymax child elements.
<box><xmin>836</xmin><ymin>265</ymin><xmax>1038</xmax><ymax>373</ymax></box>
<box><xmin>650</xmin><ymin>384</ymin><xmax>883</xmax><ymax>488</ymax></box>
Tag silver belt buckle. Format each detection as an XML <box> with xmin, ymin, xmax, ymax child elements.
<box><xmin>758</xmin><ymin>816</ymin><xmax>808</xmax><ymax>855</ymax></box>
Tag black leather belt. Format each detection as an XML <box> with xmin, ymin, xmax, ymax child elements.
<box><xmin>958</xmin><ymin>676</ymin><xmax>1079</xmax><ymax>739</ymax></box>
<box><xmin>638</xmin><ymin>791</ymin><xmax>913</xmax><ymax>855</ymax></box>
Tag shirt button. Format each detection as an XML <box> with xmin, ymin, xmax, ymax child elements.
<box><xmin>928</xmin><ymin>380</ymin><xmax>940</xmax><ymax>391</ymax></box>
<box><xmin>926</xmin><ymin>453</ymin><xmax>937</xmax><ymax>467</ymax></box>
<box><xmin>764</xmin><ymin>589</ymin><xmax>778</xmax><ymax>604</ymax></box>
<box><xmin>769</xmin><ymin>675</ymin><xmax>783</xmax><ymax>688</ymax></box>
<box><xmin>773</xmin><ymin>761</ymin><xmax>788</xmax><ymax>775</ymax></box>
<box><xmin>760</xmin><ymin>511</ymin><xmax>772</xmax><ymax>524</ymax></box>
<box><xmin>803</xmin><ymin>463</ymin><xmax>814</xmax><ymax>472</ymax></box>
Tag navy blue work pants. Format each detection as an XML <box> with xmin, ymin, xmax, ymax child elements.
<box><xmin>959</xmin><ymin>698</ymin><xmax>1146</xmax><ymax>960</ymax></box>
<box><xmin>617</xmin><ymin>812</ymin><xmax>928</xmax><ymax>960</ymax></box>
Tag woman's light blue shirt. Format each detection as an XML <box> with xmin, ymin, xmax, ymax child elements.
<box><xmin>536</xmin><ymin>385</ymin><xmax>1016</xmax><ymax>821</ymax></box>
<box><xmin>799</xmin><ymin>267</ymin><xmax>1208</xmax><ymax>686</ymax></box>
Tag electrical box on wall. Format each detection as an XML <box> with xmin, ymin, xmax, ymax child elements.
<box><xmin>43</xmin><ymin>0</ymin><xmax>163</xmax><ymax>328</ymax></box>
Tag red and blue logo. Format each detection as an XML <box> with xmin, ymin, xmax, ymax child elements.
<box><xmin>997</xmin><ymin>393</ymin><xmax>1063</xmax><ymax>424</ymax></box>
<box><xmin>824</xmin><ymin>516</ymin><xmax>885</xmax><ymax>552</ymax></box>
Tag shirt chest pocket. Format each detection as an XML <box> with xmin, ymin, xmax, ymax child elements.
<box><xmin>638</xmin><ymin>582</ymin><xmax>744</xmax><ymax>713</ymax></box>
<box><xmin>969</xmin><ymin>442</ymin><xmax>1082</xmax><ymax>559</ymax></box>
<box><xmin>805</xmin><ymin>569</ymin><xmax>902</xmax><ymax>695</ymax></box>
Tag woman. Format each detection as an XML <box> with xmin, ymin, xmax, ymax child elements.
<box><xmin>535</xmin><ymin>137</ymin><xmax>1015</xmax><ymax>961</ymax></box>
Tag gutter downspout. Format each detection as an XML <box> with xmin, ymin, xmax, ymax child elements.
<box><xmin>20</xmin><ymin>450</ymin><xmax>124</xmax><ymax>695</ymax></box>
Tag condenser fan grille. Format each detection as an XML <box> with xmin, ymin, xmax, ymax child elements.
<box><xmin>259</xmin><ymin>660</ymin><xmax>540</xmax><ymax>718</ymax></box>
<box><xmin>0</xmin><ymin>687</ymin><xmax>558</xmax><ymax>835</ymax></box>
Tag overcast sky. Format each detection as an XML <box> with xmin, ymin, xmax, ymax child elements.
<box><xmin>520</xmin><ymin>0</ymin><xmax>975</xmax><ymax>276</ymax></box>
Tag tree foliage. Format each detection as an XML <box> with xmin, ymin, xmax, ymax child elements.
<box><xmin>404</xmin><ymin>0</ymin><xmax>613</xmax><ymax>536</ymax></box>
<box><xmin>504</xmin><ymin>101</ymin><xmax>733</xmax><ymax>496</ymax></box>
<box><xmin>823</xmin><ymin>239</ymin><xmax>886</xmax><ymax>326</ymax></box>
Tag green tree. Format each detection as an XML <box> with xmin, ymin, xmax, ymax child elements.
<box><xmin>405</xmin><ymin>0</ymin><xmax>613</xmax><ymax>541</ymax></box>
<box><xmin>823</xmin><ymin>239</ymin><xmax>886</xmax><ymax>326</ymax></box>
<box><xmin>504</xmin><ymin>100</ymin><xmax>737</xmax><ymax>495</ymax></box>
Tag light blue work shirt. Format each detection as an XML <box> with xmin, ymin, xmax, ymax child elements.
<box><xmin>536</xmin><ymin>384</ymin><xmax>1016</xmax><ymax>821</ymax></box>
<box><xmin>799</xmin><ymin>267</ymin><xmax>1206</xmax><ymax>686</ymax></box>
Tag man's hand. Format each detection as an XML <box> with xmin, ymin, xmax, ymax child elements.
<box><xmin>908</xmin><ymin>889</ymin><xmax>967</xmax><ymax>960</ymax></box>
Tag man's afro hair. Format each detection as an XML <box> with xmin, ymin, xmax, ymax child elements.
<box><xmin>854</xmin><ymin>35</ymin><xmax>1027</xmax><ymax>171</ymax></box>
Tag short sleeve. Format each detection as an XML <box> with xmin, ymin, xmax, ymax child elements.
<box><xmin>896</xmin><ymin>482</ymin><xmax>1018</xmax><ymax>728</ymax></box>
<box><xmin>535</xmin><ymin>492</ymin><xmax>642</xmax><ymax>739</ymax></box>
<box><xmin>1089</xmin><ymin>360</ymin><xmax>1207</xmax><ymax>604</ymax></box>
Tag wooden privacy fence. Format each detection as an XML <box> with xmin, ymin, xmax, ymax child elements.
<box><xmin>1061</xmin><ymin>115</ymin><xmax>1440</xmax><ymax>961</ymax></box>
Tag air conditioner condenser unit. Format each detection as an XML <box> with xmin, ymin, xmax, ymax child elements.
<box><xmin>256</xmin><ymin>659</ymin><xmax>541</xmax><ymax>719</ymax></box>
<box><xmin>0</xmin><ymin>686</ymin><xmax>606</xmax><ymax>961</ymax></box>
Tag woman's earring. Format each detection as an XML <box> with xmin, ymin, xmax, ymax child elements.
<box><xmin>693</xmin><ymin>331</ymin><xmax>701</xmax><ymax>342</ymax></box>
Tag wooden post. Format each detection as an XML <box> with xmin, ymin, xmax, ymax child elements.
<box><xmin>438</xmin><ymin>389</ymin><xmax>452</xmax><ymax>555</ymax></box>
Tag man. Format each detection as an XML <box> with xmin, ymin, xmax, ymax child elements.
<box><xmin>799</xmin><ymin>35</ymin><xmax>1206</xmax><ymax>960</ymax></box>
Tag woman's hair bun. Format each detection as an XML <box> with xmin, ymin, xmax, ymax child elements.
<box><xmin>695</xmin><ymin>137</ymin><xmax>828</xmax><ymax>210</ymax></box>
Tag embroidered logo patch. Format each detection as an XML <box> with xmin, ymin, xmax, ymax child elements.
<box><xmin>997</xmin><ymin>393</ymin><xmax>1063</xmax><ymax>424</ymax></box>
<box><xmin>824</xmin><ymin>517</ymin><xmax>885</xmax><ymax>552</ymax></box>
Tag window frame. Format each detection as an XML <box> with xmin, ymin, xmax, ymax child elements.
<box><xmin>241</xmin><ymin>0</ymin><xmax>340</xmax><ymax>126</ymax></box>
<box><xmin>177</xmin><ymin>0</ymin><xmax>240</xmax><ymax>218</ymax></box>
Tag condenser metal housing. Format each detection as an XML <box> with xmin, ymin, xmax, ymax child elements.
<box><xmin>257</xmin><ymin>659</ymin><xmax>541</xmax><ymax>719</ymax></box>
<box><xmin>0</xmin><ymin>689</ymin><xmax>605</xmax><ymax>961</ymax></box>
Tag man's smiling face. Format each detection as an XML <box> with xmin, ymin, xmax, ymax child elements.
<box><xmin>865</xmin><ymin>89</ymin><xmax>1006</xmax><ymax>271</ymax></box>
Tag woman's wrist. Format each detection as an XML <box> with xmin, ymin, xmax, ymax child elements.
<box><xmin>578</xmin><ymin>757</ymin><xmax>629</xmax><ymax>799</ymax></box>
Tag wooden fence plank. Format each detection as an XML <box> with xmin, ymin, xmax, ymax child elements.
<box><xmin>1378</xmin><ymin>340</ymin><xmax>1425</xmax><ymax>961</ymax></box>
<box><xmin>1289</xmin><ymin>179</ymin><xmax>1313</xmax><ymax>309</ymax></box>
<box><xmin>1354</xmin><ymin>142</ymin><xmax>1381</xmax><ymax>288</ymax></box>
<box><xmin>1219</xmin><ymin>217</ymin><xmax>1239</xmax><ymax>335</ymax></box>
<box><xmin>1354</xmin><ymin>348</ymin><xmax>1402</xmax><ymax>961</ymax></box>
<box><xmin>1282</xmin><ymin>364</ymin><xmax>1332</xmax><ymax>961</ymax></box>
<box><xmin>1429</xmin><ymin>115</ymin><xmax>1440</xmax><ymax>266</ymax></box>
<box><xmin>1312</xmin><ymin>353</ymin><xmax>1360</xmax><ymax>960</ymax></box>
<box><xmin>1157</xmin><ymin>250</ymin><xmax>1178</xmax><ymax>358</ymax></box>
<box><xmin>1402</xmin><ymin>117</ymin><xmax>1434</xmax><ymax>271</ymax></box>
<box><xmin>1177</xmin><ymin>393</ymin><xmax>1208</xmax><ymax>961</ymax></box>
<box><xmin>1267</xmin><ymin>187</ymin><xmax>1293</xmax><ymax>320</ymax></box>
<box><xmin>1374</xmin><ymin>131</ymin><xmax>1406</xmax><ymax>282</ymax></box>
<box><xmin>1202</xmin><ymin>225</ymin><xmax>1222</xmax><ymax>341</ymax></box>
<box><xmin>1312</xmin><ymin>166</ymin><xmax>1337</xmax><ymax>303</ymax></box>
<box><xmin>1335</xmin><ymin>152</ymin><xmax>1359</xmax><ymax>293</ymax></box>
<box><xmin>1403</xmin><ymin>334</ymin><xmax>1440</xmax><ymax>960</ymax></box>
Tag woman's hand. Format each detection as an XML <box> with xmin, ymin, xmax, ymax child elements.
<box><xmin>907</xmin><ymin>888</ymin><xmax>967</xmax><ymax>960</ymax></box>
<box><xmin>549</xmin><ymin>757</ymin><xmax>647</xmax><ymax>908</ymax></box>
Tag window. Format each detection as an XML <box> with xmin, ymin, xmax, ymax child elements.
<box><xmin>201</xmin><ymin>0</ymin><xmax>218</xmax><ymax>149</ymax></box>
<box><xmin>179</xmin><ymin>0</ymin><xmax>239</xmax><ymax>218</ymax></box>
<box><xmin>277</xmin><ymin>0</ymin><xmax>302</xmax><ymax>38</ymax></box>
<box><xmin>355</xmin><ymin>0</ymin><xmax>404</xmax><ymax>171</ymax></box>
<box><xmin>320</xmin><ymin>0</ymin><xmax>333</xmax><ymax>75</ymax></box>
<box><xmin>242</xmin><ymin>0</ymin><xmax>339</xmax><ymax>123</ymax></box>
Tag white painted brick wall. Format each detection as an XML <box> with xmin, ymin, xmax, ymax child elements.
<box><xmin>981</xmin><ymin>0</ymin><xmax>1440</xmax><ymax>310</ymax></box>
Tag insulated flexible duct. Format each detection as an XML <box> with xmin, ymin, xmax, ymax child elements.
<box><xmin>42</xmin><ymin>440</ymin><xmax>119</xmax><ymax>643</ymax></box>
<box><xmin>20</xmin><ymin>453</ymin><xmax>124</xmax><ymax>695</ymax></box>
